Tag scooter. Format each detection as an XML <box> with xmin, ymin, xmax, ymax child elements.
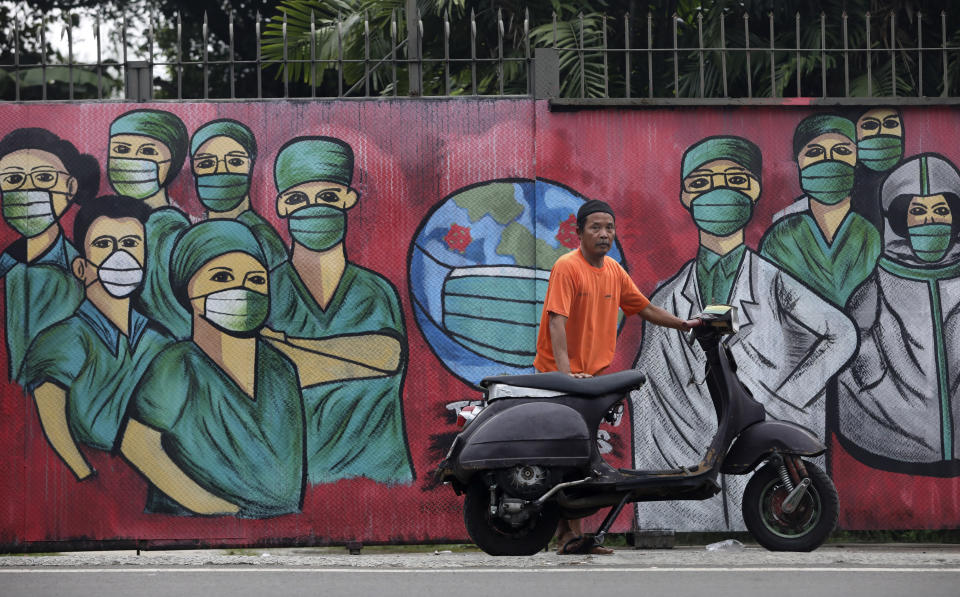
<box><xmin>435</xmin><ymin>305</ymin><xmax>839</xmax><ymax>555</ymax></box>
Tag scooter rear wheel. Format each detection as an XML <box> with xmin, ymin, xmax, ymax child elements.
<box><xmin>463</xmin><ymin>480</ymin><xmax>560</xmax><ymax>556</ymax></box>
<box><xmin>742</xmin><ymin>459</ymin><xmax>838</xmax><ymax>551</ymax></box>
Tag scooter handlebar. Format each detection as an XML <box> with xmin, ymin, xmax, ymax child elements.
<box><xmin>683</xmin><ymin>318</ymin><xmax>702</xmax><ymax>347</ymax></box>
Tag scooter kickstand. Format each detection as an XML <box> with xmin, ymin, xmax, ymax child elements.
<box><xmin>593</xmin><ymin>493</ymin><xmax>631</xmax><ymax>545</ymax></box>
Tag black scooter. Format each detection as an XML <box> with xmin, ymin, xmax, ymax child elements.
<box><xmin>436</xmin><ymin>305</ymin><xmax>839</xmax><ymax>554</ymax></box>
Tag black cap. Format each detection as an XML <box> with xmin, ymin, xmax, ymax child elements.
<box><xmin>576</xmin><ymin>199</ymin><xmax>615</xmax><ymax>230</ymax></box>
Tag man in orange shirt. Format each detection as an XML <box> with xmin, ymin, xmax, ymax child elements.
<box><xmin>535</xmin><ymin>199</ymin><xmax>699</xmax><ymax>553</ymax></box>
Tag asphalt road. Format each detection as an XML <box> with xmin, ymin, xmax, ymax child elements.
<box><xmin>2</xmin><ymin>545</ymin><xmax>959</xmax><ymax>597</ymax></box>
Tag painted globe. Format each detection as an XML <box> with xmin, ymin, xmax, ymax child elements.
<box><xmin>409</xmin><ymin>179</ymin><xmax>626</xmax><ymax>386</ymax></box>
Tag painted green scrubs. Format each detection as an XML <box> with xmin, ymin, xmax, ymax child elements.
<box><xmin>130</xmin><ymin>339</ymin><xmax>305</xmax><ymax>518</ymax></box>
<box><xmin>696</xmin><ymin>245</ymin><xmax>746</xmax><ymax>306</ymax></box>
<box><xmin>0</xmin><ymin>233</ymin><xmax>83</xmax><ymax>379</ymax></box>
<box><xmin>760</xmin><ymin>210</ymin><xmax>881</xmax><ymax>306</ymax></box>
<box><xmin>19</xmin><ymin>300</ymin><xmax>173</xmax><ymax>451</ymax></box>
<box><xmin>268</xmin><ymin>261</ymin><xmax>413</xmax><ymax>485</ymax></box>
<box><xmin>137</xmin><ymin>208</ymin><xmax>191</xmax><ymax>339</ymax></box>
<box><xmin>236</xmin><ymin>209</ymin><xmax>287</xmax><ymax>272</ymax></box>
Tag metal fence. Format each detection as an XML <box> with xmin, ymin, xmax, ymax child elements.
<box><xmin>2</xmin><ymin>6</ymin><xmax>960</xmax><ymax>104</ymax></box>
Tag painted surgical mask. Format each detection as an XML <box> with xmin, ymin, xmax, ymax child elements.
<box><xmin>799</xmin><ymin>161</ymin><xmax>855</xmax><ymax>204</ymax></box>
<box><xmin>1</xmin><ymin>190</ymin><xmax>56</xmax><ymax>237</ymax></box>
<box><xmin>858</xmin><ymin>136</ymin><xmax>903</xmax><ymax>172</ymax></box>
<box><xmin>908</xmin><ymin>223</ymin><xmax>953</xmax><ymax>263</ymax></box>
<box><xmin>96</xmin><ymin>250</ymin><xmax>144</xmax><ymax>298</ymax></box>
<box><xmin>689</xmin><ymin>189</ymin><xmax>754</xmax><ymax>237</ymax></box>
<box><xmin>202</xmin><ymin>287</ymin><xmax>269</xmax><ymax>336</ymax></box>
<box><xmin>288</xmin><ymin>204</ymin><xmax>346</xmax><ymax>251</ymax></box>
<box><xmin>441</xmin><ymin>268</ymin><xmax>549</xmax><ymax>367</ymax></box>
<box><xmin>196</xmin><ymin>173</ymin><xmax>250</xmax><ymax>212</ymax></box>
<box><xmin>108</xmin><ymin>157</ymin><xmax>162</xmax><ymax>200</ymax></box>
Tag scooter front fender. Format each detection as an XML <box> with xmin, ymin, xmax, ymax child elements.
<box><xmin>457</xmin><ymin>401</ymin><xmax>592</xmax><ymax>470</ymax></box>
<box><xmin>721</xmin><ymin>420</ymin><xmax>826</xmax><ymax>475</ymax></box>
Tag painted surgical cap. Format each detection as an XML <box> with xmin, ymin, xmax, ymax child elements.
<box><xmin>190</xmin><ymin>119</ymin><xmax>258</xmax><ymax>162</ymax></box>
<box><xmin>110</xmin><ymin>109</ymin><xmax>189</xmax><ymax>181</ymax></box>
<box><xmin>881</xmin><ymin>153</ymin><xmax>960</xmax><ymax>212</ymax></box>
<box><xmin>274</xmin><ymin>136</ymin><xmax>354</xmax><ymax>193</ymax></box>
<box><xmin>169</xmin><ymin>220</ymin><xmax>267</xmax><ymax>310</ymax></box>
<box><xmin>681</xmin><ymin>136</ymin><xmax>762</xmax><ymax>180</ymax></box>
<box><xmin>792</xmin><ymin>114</ymin><xmax>856</xmax><ymax>159</ymax></box>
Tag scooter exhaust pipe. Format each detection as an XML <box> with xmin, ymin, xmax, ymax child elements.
<box><xmin>535</xmin><ymin>477</ymin><xmax>593</xmax><ymax>505</ymax></box>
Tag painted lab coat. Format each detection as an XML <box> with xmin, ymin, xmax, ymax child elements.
<box><xmin>631</xmin><ymin>248</ymin><xmax>856</xmax><ymax>531</ymax></box>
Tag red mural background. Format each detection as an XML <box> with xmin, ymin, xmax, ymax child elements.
<box><xmin>0</xmin><ymin>100</ymin><xmax>958</xmax><ymax>550</ymax></box>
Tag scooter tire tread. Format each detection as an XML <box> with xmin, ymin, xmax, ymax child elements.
<box><xmin>742</xmin><ymin>460</ymin><xmax>838</xmax><ymax>552</ymax></box>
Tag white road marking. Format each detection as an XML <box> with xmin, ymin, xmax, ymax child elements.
<box><xmin>2</xmin><ymin>567</ymin><xmax>960</xmax><ymax>574</ymax></box>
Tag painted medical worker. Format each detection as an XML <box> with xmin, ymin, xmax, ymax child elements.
<box><xmin>850</xmin><ymin>108</ymin><xmax>905</xmax><ymax>231</ymax></box>
<box><xmin>20</xmin><ymin>196</ymin><xmax>173</xmax><ymax>479</ymax></box>
<box><xmin>266</xmin><ymin>136</ymin><xmax>413</xmax><ymax>485</ymax></box>
<box><xmin>632</xmin><ymin>136</ymin><xmax>856</xmax><ymax>531</ymax></box>
<box><xmin>0</xmin><ymin>128</ymin><xmax>96</xmax><ymax>378</ymax></box>
<box><xmin>189</xmin><ymin>119</ymin><xmax>288</xmax><ymax>271</ymax></box>
<box><xmin>122</xmin><ymin>220</ymin><xmax>306</xmax><ymax>517</ymax></box>
<box><xmin>760</xmin><ymin>114</ymin><xmax>881</xmax><ymax>307</ymax></box>
<box><xmin>106</xmin><ymin>109</ymin><xmax>192</xmax><ymax>338</ymax></box>
<box><xmin>837</xmin><ymin>153</ymin><xmax>960</xmax><ymax>476</ymax></box>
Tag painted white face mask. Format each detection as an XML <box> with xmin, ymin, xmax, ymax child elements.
<box><xmin>202</xmin><ymin>287</ymin><xmax>269</xmax><ymax>336</ymax></box>
<box><xmin>96</xmin><ymin>250</ymin><xmax>144</xmax><ymax>298</ymax></box>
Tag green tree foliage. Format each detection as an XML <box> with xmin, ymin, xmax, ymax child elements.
<box><xmin>0</xmin><ymin>3</ymin><xmax>122</xmax><ymax>100</ymax></box>
<box><xmin>259</xmin><ymin>0</ymin><xmax>960</xmax><ymax>98</ymax></box>
<box><xmin>5</xmin><ymin>1</ymin><xmax>960</xmax><ymax>100</ymax></box>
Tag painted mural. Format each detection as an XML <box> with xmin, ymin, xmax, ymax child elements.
<box><xmin>631</xmin><ymin>134</ymin><xmax>856</xmax><ymax>531</ymax></box>
<box><xmin>1</xmin><ymin>100</ymin><xmax>960</xmax><ymax>549</ymax></box>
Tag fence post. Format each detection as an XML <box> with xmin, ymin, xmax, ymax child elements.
<box><xmin>533</xmin><ymin>48</ymin><xmax>560</xmax><ymax>99</ymax></box>
<box><xmin>406</xmin><ymin>0</ymin><xmax>421</xmax><ymax>96</ymax></box>
<box><xmin>125</xmin><ymin>61</ymin><xmax>153</xmax><ymax>102</ymax></box>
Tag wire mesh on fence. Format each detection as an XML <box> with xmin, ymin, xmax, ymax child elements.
<box><xmin>1</xmin><ymin>5</ymin><xmax>960</xmax><ymax>103</ymax></box>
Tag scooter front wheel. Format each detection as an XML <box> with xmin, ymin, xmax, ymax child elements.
<box><xmin>742</xmin><ymin>460</ymin><xmax>838</xmax><ymax>552</ymax></box>
<box><xmin>463</xmin><ymin>480</ymin><xmax>560</xmax><ymax>556</ymax></box>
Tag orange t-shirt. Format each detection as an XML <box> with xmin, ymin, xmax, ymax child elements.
<box><xmin>533</xmin><ymin>249</ymin><xmax>650</xmax><ymax>375</ymax></box>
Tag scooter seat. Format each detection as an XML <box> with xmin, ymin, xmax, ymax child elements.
<box><xmin>480</xmin><ymin>370</ymin><xmax>646</xmax><ymax>397</ymax></box>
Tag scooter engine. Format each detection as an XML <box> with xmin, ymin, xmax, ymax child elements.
<box><xmin>497</xmin><ymin>465</ymin><xmax>554</xmax><ymax>500</ymax></box>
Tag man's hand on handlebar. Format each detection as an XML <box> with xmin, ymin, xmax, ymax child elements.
<box><xmin>681</xmin><ymin>318</ymin><xmax>702</xmax><ymax>330</ymax></box>
<box><xmin>570</xmin><ymin>372</ymin><xmax>593</xmax><ymax>378</ymax></box>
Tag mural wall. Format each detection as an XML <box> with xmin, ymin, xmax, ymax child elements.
<box><xmin>0</xmin><ymin>100</ymin><xmax>958</xmax><ymax>549</ymax></box>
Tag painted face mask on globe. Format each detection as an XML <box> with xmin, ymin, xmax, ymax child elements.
<box><xmin>441</xmin><ymin>268</ymin><xmax>549</xmax><ymax>367</ymax></box>
<box><xmin>2</xmin><ymin>190</ymin><xmax>57</xmax><ymax>237</ymax></box>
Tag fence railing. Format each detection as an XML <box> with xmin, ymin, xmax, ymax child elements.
<box><xmin>2</xmin><ymin>6</ymin><xmax>960</xmax><ymax>103</ymax></box>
